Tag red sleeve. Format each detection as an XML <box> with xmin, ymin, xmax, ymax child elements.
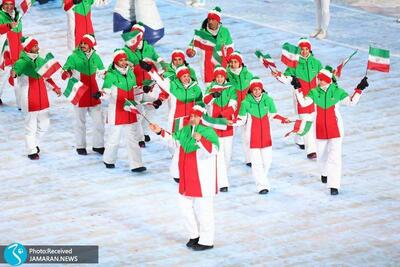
<box><xmin>203</xmin><ymin>94</ymin><xmax>214</xmax><ymax>105</ymax></box>
<box><xmin>199</xmin><ymin>137</ymin><xmax>213</xmax><ymax>153</ymax></box>
<box><xmin>0</xmin><ymin>24</ymin><xmax>10</xmax><ymax>34</ymax></box>
<box><xmin>158</xmin><ymin>89</ymin><xmax>169</xmax><ymax>101</ymax></box>
<box><xmin>220</xmin><ymin>106</ymin><xmax>235</xmax><ymax>119</ymax></box>
<box><xmin>63</xmin><ymin>0</ymin><xmax>74</xmax><ymax>11</ymax></box>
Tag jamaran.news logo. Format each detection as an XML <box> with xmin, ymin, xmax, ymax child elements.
<box><xmin>3</xmin><ymin>243</ymin><xmax>28</xmax><ymax>266</ymax></box>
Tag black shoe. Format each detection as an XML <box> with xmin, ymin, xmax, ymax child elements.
<box><xmin>28</xmin><ymin>153</ymin><xmax>39</xmax><ymax>160</ymax></box>
<box><xmin>321</xmin><ymin>176</ymin><xmax>327</xmax><ymax>184</ymax></box>
<box><xmin>191</xmin><ymin>243</ymin><xmax>214</xmax><ymax>251</ymax></box>
<box><xmin>259</xmin><ymin>189</ymin><xmax>269</xmax><ymax>195</ymax></box>
<box><xmin>220</xmin><ymin>187</ymin><xmax>228</xmax><ymax>192</ymax></box>
<box><xmin>93</xmin><ymin>147</ymin><xmax>105</xmax><ymax>155</ymax></box>
<box><xmin>307</xmin><ymin>152</ymin><xmax>317</xmax><ymax>159</ymax></box>
<box><xmin>36</xmin><ymin>146</ymin><xmax>40</xmax><ymax>154</ymax></box>
<box><xmin>174</xmin><ymin>178</ymin><xmax>180</xmax><ymax>183</ymax></box>
<box><xmin>131</xmin><ymin>166</ymin><xmax>147</xmax><ymax>172</ymax></box>
<box><xmin>18</xmin><ymin>108</ymin><xmax>21</xmax><ymax>111</ymax></box>
<box><xmin>138</xmin><ymin>141</ymin><xmax>146</xmax><ymax>148</ymax></box>
<box><xmin>297</xmin><ymin>143</ymin><xmax>305</xmax><ymax>150</ymax></box>
<box><xmin>246</xmin><ymin>162</ymin><xmax>252</xmax><ymax>167</ymax></box>
<box><xmin>104</xmin><ymin>162</ymin><xmax>115</xmax><ymax>169</ymax></box>
<box><xmin>76</xmin><ymin>148</ymin><xmax>87</xmax><ymax>155</ymax></box>
<box><xmin>330</xmin><ymin>188</ymin><xmax>339</xmax><ymax>195</ymax></box>
<box><xmin>0</xmin><ymin>98</ymin><xmax>2</xmax><ymax>105</ymax></box>
<box><xmin>186</xmin><ymin>237</ymin><xmax>199</xmax><ymax>248</ymax></box>
<box><xmin>144</xmin><ymin>135</ymin><xmax>151</xmax><ymax>142</ymax></box>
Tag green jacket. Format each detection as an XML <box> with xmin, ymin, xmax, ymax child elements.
<box><xmin>63</xmin><ymin>48</ymin><xmax>104</xmax><ymax>76</ymax></box>
<box><xmin>173</xmin><ymin>124</ymin><xmax>219</xmax><ymax>153</ymax></box>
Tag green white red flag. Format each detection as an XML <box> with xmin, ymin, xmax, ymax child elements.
<box><xmin>20</xmin><ymin>0</ymin><xmax>35</xmax><ymax>15</ymax></box>
<box><xmin>281</xmin><ymin>42</ymin><xmax>300</xmax><ymax>68</ymax></box>
<box><xmin>285</xmin><ymin>119</ymin><xmax>312</xmax><ymax>137</ymax></box>
<box><xmin>335</xmin><ymin>50</ymin><xmax>358</xmax><ymax>78</ymax></box>
<box><xmin>201</xmin><ymin>114</ymin><xmax>228</xmax><ymax>130</ymax></box>
<box><xmin>193</xmin><ymin>30</ymin><xmax>216</xmax><ymax>51</ymax></box>
<box><xmin>367</xmin><ymin>46</ymin><xmax>390</xmax><ymax>73</ymax></box>
<box><xmin>63</xmin><ymin>78</ymin><xmax>89</xmax><ymax>105</ymax></box>
<box><xmin>123</xmin><ymin>99</ymin><xmax>141</xmax><ymax>114</ymax></box>
<box><xmin>255</xmin><ymin>50</ymin><xmax>277</xmax><ymax>71</ymax></box>
<box><xmin>35</xmin><ymin>53</ymin><xmax>61</xmax><ymax>79</ymax></box>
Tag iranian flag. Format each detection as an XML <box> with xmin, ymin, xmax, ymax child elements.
<box><xmin>367</xmin><ymin>46</ymin><xmax>390</xmax><ymax>72</ymax></box>
<box><xmin>0</xmin><ymin>39</ymin><xmax>11</xmax><ymax>70</ymax></box>
<box><xmin>173</xmin><ymin>117</ymin><xmax>189</xmax><ymax>133</ymax></box>
<box><xmin>123</xmin><ymin>99</ymin><xmax>141</xmax><ymax>114</ymax></box>
<box><xmin>209</xmin><ymin>84</ymin><xmax>231</xmax><ymax>93</ymax></box>
<box><xmin>281</xmin><ymin>42</ymin><xmax>300</xmax><ymax>68</ymax></box>
<box><xmin>122</xmin><ymin>31</ymin><xmax>143</xmax><ymax>50</ymax></box>
<box><xmin>335</xmin><ymin>50</ymin><xmax>358</xmax><ymax>78</ymax></box>
<box><xmin>201</xmin><ymin>114</ymin><xmax>228</xmax><ymax>130</ymax></box>
<box><xmin>35</xmin><ymin>53</ymin><xmax>61</xmax><ymax>79</ymax></box>
<box><xmin>255</xmin><ymin>50</ymin><xmax>277</xmax><ymax>71</ymax></box>
<box><xmin>63</xmin><ymin>78</ymin><xmax>89</xmax><ymax>105</ymax></box>
<box><xmin>193</xmin><ymin>30</ymin><xmax>216</xmax><ymax>51</ymax></box>
<box><xmin>284</xmin><ymin>119</ymin><xmax>312</xmax><ymax>137</ymax></box>
<box><xmin>20</xmin><ymin>0</ymin><xmax>35</xmax><ymax>15</ymax></box>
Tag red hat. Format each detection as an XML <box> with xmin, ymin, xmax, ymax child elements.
<box><xmin>171</xmin><ymin>49</ymin><xmax>185</xmax><ymax>61</ymax></box>
<box><xmin>190</xmin><ymin>105</ymin><xmax>206</xmax><ymax>117</ymax></box>
<box><xmin>249</xmin><ymin>77</ymin><xmax>263</xmax><ymax>91</ymax></box>
<box><xmin>22</xmin><ymin>37</ymin><xmax>38</xmax><ymax>52</ymax></box>
<box><xmin>298</xmin><ymin>37</ymin><xmax>311</xmax><ymax>50</ymax></box>
<box><xmin>213</xmin><ymin>66</ymin><xmax>227</xmax><ymax>79</ymax></box>
<box><xmin>207</xmin><ymin>6</ymin><xmax>222</xmax><ymax>23</ymax></box>
<box><xmin>2</xmin><ymin>0</ymin><xmax>15</xmax><ymax>4</ymax></box>
<box><xmin>113</xmin><ymin>50</ymin><xmax>127</xmax><ymax>64</ymax></box>
<box><xmin>228</xmin><ymin>52</ymin><xmax>243</xmax><ymax>65</ymax></box>
<box><xmin>317</xmin><ymin>68</ymin><xmax>333</xmax><ymax>84</ymax></box>
<box><xmin>80</xmin><ymin>34</ymin><xmax>96</xmax><ymax>49</ymax></box>
<box><xmin>176</xmin><ymin>65</ymin><xmax>190</xmax><ymax>79</ymax></box>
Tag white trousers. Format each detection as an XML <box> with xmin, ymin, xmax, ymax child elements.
<box><xmin>170</xmin><ymin>145</ymin><xmax>180</xmax><ymax>178</ymax></box>
<box><xmin>314</xmin><ymin>0</ymin><xmax>330</xmax><ymax>31</ymax></box>
<box><xmin>239</xmin><ymin>126</ymin><xmax>251</xmax><ymax>163</ymax></box>
<box><xmin>179</xmin><ymin>194</ymin><xmax>214</xmax><ymax>246</ymax></box>
<box><xmin>317</xmin><ymin>138</ymin><xmax>342</xmax><ymax>189</ymax></box>
<box><xmin>25</xmin><ymin>109</ymin><xmax>50</xmax><ymax>155</ymax></box>
<box><xmin>103</xmin><ymin>123</ymin><xmax>144</xmax><ymax>169</ymax></box>
<box><xmin>217</xmin><ymin>136</ymin><xmax>233</xmax><ymax>189</ymax></box>
<box><xmin>294</xmin><ymin>113</ymin><xmax>317</xmax><ymax>155</ymax></box>
<box><xmin>74</xmin><ymin>105</ymin><xmax>105</xmax><ymax>149</ymax></box>
<box><xmin>0</xmin><ymin>67</ymin><xmax>21</xmax><ymax>108</ymax></box>
<box><xmin>250</xmin><ymin>147</ymin><xmax>272</xmax><ymax>191</ymax></box>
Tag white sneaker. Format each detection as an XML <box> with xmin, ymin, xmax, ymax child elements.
<box><xmin>310</xmin><ymin>29</ymin><xmax>321</xmax><ymax>38</ymax></box>
<box><xmin>316</xmin><ymin>29</ymin><xmax>327</xmax><ymax>40</ymax></box>
<box><xmin>185</xmin><ymin>0</ymin><xmax>194</xmax><ymax>6</ymax></box>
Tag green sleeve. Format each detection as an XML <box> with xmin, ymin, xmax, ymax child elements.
<box><xmin>338</xmin><ymin>87</ymin><xmax>349</xmax><ymax>101</ymax></box>
<box><xmin>62</xmin><ymin>54</ymin><xmax>76</xmax><ymax>71</ymax></box>
<box><xmin>94</xmin><ymin>53</ymin><xmax>105</xmax><ymax>70</ymax></box>
<box><xmin>284</xmin><ymin>67</ymin><xmax>296</xmax><ymax>77</ymax></box>
<box><xmin>267</xmin><ymin>96</ymin><xmax>277</xmax><ymax>113</ymax></box>
<box><xmin>195</xmin><ymin>88</ymin><xmax>204</xmax><ymax>106</ymax></box>
<box><xmin>238</xmin><ymin>100</ymin><xmax>249</xmax><ymax>116</ymax></box>
<box><xmin>224</xmin><ymin>28</ymin><xmax>233</xmax><ymax>46</ymax></box>
<box><xmin>12</xmin><ymin>59</ymin><xmax>26</xmax><ymax>76</ymax></box>
<box><xmin>306</xmin><ymin>89</ymin><xmax>317</xmax><ymax>101</ymax></box>
<box><xmin>149</xmin><ymin>45</ymin><xmax>160</xmax><ymax>62</ymax></box>
<box><xmin>102</xmin><ymin>72</ymin><xmax>114</xmax><ymax>89</ymax></box>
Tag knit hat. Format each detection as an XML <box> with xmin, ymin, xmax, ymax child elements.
<box><xmin>249</xmin><ymin>77</ymin><xmax>264</xmax><ymax>91</ymax></box>
<box><xmin>130</xmin><ymin>22</ymin><xmax>145</xmax><ymax>34</ymax></box>
<box><xmin>208</xmin><ymin>6</ymin><xmax>222</xmax><ymax>23</ymax></box>
<box><xmin>228</xmin><ymin>51</ymin><xmax>243</xmax><ymax>65</ymax></box>
<box><xmin>190</xmin><ymin>105</ymin><xmax>206</xmax><ymax>117</ymax></box>
<box><xmin>22</xmin><ymin>36</ymin><xmax>38</xmax><ymax>52</ymax></box>
<box><xmin>213</xmin><ymin>65</ymin><xmax>227</xmax><ymax>79</ymax></box>
<box><xmin>298</xmin><ymin>37</ymin><xmax>311</xmax><ymax>50</ymax></box>
<box><xmin>113</xmin><ymin>49</ymin><xmax>127</xmax><ymax>64</ymax></box>
<box><xmin>80</xmin><ymin>34</ymin><xmax>96</xmax><ymax>49</ymax></box>
<box><xmin>2</xmin><ymin>0</ymin><xmax>15</xmax><ymax>4</ymax></box>
<box><xmin>317</xmin><ymin>66</ymin><xmax>333</xmax><ymax>84</ymax></box>
<box><xmin>171</xmin><ymin>49</ymin><xmax>185</xmax><ymax>61</ymax></box>
<box><xmin>176</xmin><ymin>65</ymin><xmax>190</xmax><ymax>79</ymax></box>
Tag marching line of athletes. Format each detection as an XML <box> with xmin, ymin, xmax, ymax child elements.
<box><xmin>0</xmin><ymin>2</ymin><xmax>369</xmax><ymax>251</ymax></box>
